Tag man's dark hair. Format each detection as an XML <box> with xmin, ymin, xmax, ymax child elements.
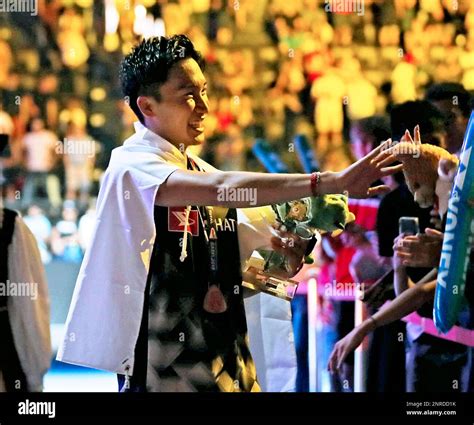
<box><xmin>390</xmin><ymin>100</ymin><xmax>445</xmax><ymax>146</ymax></box>
<box><xmin>120</xmin><ymin>35</ymin><xmax>203</xmax><ymax>123</ymax></box>
<box><xmin>425</xmin><ymin>82</ymin><xmax>472</xmax><ymax>118</ymax></box>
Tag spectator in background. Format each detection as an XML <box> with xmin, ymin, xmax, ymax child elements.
<box><xmin>377</xmin><ymin>101</ymin><xmax>447</xmax><ymax>310</ymax></box>
<box><xmin>328</xmin><ymin>233</ymin><xmax>357</xmax><ymax>392</ymax></box>
<box><xmin>425</xmin><ymin>83</ymin><xmax>473</xmax><ymax>391</ymax></box>
<box><xmin>0</xmin><ymin>110</ymin><xmax>14</xmax><ymax>155</ymax></box>
<box><xmin>346</xmin><ymin>114</ymin><xmax>400</xmax><ymax>392</ymax></box>
<box><xmin>341</xmin><ymin>224</ymin><xmax>389</xmax><ymax>286</ymax></box>
<box><xmin>350</xmin><ymin>115</ymin><xmax>391</xmax><ymax>160</ymax></box>
<box><xmin>350</xmin><ymin>115</ymin><xmax>397</xmax><ymax>192</ymax></box>
<box><xmin>23</xmin><ymin>204</ymin><xmax>52</xmax><ymax>264</ymax></box>
<box><xmin>315</xmin><ymin>235</ymin><xmax>343</xmax><ymax>391</ymax></box>
<box><xmin>63</xmin><ymin>120</ymin><xmax>97</xmax><ymax>209</ymax></box>
<box><xmin>50</xmin><ymin>201</ymin><xmax>82</xmax><ymax>263</ymax></box>
<box><xmin>375</xmin><ymin>101</ymin><xmax>468</xmax><ymax>392</ymax></box>
<box><xmin>0</xmin><ymin>110</ymin><xmax>22</xmax><ymax>208</ymax></box>
<box><xmin>21</xmin><ymin>118</ymin><xmax>61</xmax><ymax>212</ymax></box>
<box><xmin>58</xmin><ymin>99</ymin><xmax>87</xmax><ymax>136</ymax></box>
<box><xmin>345</xmin><ymin>64</ymin><xmax>378</xmax><ymax>121</ymax></box>
<box><xmin>391</xmin><ymin>55</ymin><xmax>417</xmax><ymax>104</ymax></box>
<box><xmin>0</xmin><ymin>207</ymin><xmax>51</xmax><ymax>392</ymax></box>
<box><xmin>275</xmin><ymin>57</ymin><xmax>306</xmax><ymax>145</ymax></box>
<box><xmin>424</xmin><ymin>82</ymin><xmax>471</xmax><ymax>155</ymax></box>
<box><xmin>323</xmin><ymin>116</ymin><xmax>390</xmax><ymax>392</ymax></box>
<box><xmin>311</xmin><ymin>66</ymin><xmax>345</xmax><ymax>157</ymax></box>
<box><xmin>0</xmin><ymin>136</ymin><xmax>51</xmax><ymax>392</ymax></box>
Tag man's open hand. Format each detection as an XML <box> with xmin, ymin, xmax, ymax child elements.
<box><xmin>336</xmin><ymin>139</ymin><xmax>403</xmax><ymax>198</ymax></box>
<box><xmin>270</xmin><ymin>223</ymin><xmax>310</xmax><ymax>278</ymax></box>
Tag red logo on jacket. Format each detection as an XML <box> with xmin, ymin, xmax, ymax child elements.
<box><xmin>168</xmin><ymin>207</ymin><xmax>199</xmax><ymax>236</ymax></box>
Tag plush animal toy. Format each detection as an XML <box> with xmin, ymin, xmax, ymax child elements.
<box><xmin>436</xmin><ymin>158</ymin><xmax>460</xmax><ymax>217</ymax></box>
<box><xmin>242</xmin><ymin>194</ymin><xmax>356</xmax><ymax>300</ymax></box>
<box><xmin>273</xmin><ymin>193</ymin><xmax>356</xmax><ymax>237</ymax></box>
<box><xmin>389</xmin><ymin>128</ymin><xmax>459</xmax><ymax>209</ymax></box>
<box><xmin>260</xmin><ymin>193</ymin><xmax>355</xmax><ymax>270</ymax></box>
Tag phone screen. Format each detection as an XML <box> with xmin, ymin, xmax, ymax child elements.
<box><xmin>399</xmin><ymin>216</ymin><xmax>420</xmax><ymax>235</ymax></box>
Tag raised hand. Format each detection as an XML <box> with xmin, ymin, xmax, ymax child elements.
<box><xmin>393</xmin><ymin>228</ymin><xmax>444</xmax><ymax>268</ymax></box>
<box><xmin>269</xmin><ymin>223</ymin><xmax>309</xmax><ymax>278</ymax></box>
<box><xmin>335</xmin><ymin>139</ymin><xmax>403</xmax><ymax>198</ymax></box>
<box><xmin>327</xmin><ymin>325</ymin><xmax>368</xmax><ymax>374</ymax></box>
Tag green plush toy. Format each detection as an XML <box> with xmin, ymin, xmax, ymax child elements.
<box><xmin>273</xmin><ymin>194</ymin><xmax>356</xmax><ymax>237</ymax></box>
<box><xmin>259</xmin><ymin>194</ymin><xmax>356</xmax><ymax>272</ymax></box>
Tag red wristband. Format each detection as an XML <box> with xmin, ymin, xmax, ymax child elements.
<box><xmin>310</xmin><ymin>172</ymin><xmax>320</xmax><ymax>196</ymax></box>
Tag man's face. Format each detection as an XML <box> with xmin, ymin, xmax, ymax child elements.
<box><xmin>349</xmin><ymin>126</ymin><xmax>372</xmax><ymax>160</ymax></box>
<box><xmin>431</xmin><ymin>99</ymin><xmax>467</xmax><ymax>152</ymax></box>
<box><xmin>141</xmin><ymin>58</ymin><xmax>209</xmax><ymax>148</ymax></box>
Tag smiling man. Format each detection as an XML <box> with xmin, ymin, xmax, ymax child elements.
<box><xmin>57</xmin><ymin>35</ymin><xmax>401</xmax><ymax>392</ymax></box>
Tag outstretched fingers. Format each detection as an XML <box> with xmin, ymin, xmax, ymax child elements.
<box><xmin>366</xmin><ymin>138</ymin><xmax>392</xmax><ymax>162</ymax></box>
<box><xmin>371</xmin><ymin>141</ymin><xmax>399</xmax><ymax>165</ymax></box>
<box><xmin>367</xmin><ymin>185</ymin><xmax>391</xmax><ymax>197</ymax></box>
<box><xmin>374</xmin><ymin>152</ymin><xmax>398</xmax><ymax>169</ymax></box>
<box><xmin>424</xmin><ymin>228</ymin><xmax>444</xmax><ymax>239</ymax></box>
<box><xmin>328</xmin><ymin>346</ymin><xmax>340</xmax><ymax>373</ymax></box>
<box><xmin>380</xmin><ymin>163</ymin><xmax>404</xmax><ymax>176</ymax></box>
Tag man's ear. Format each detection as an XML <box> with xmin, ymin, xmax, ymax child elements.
<box><xmin>137</xmin><ymin>96</ymin><xmax>156</xmax><ymax>119</ymax></box>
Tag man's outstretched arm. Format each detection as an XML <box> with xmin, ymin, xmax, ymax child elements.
<box><xmin>156</xmin><ymin>140</ymin><xmax>402</xmax><ymax>207</ymax></box>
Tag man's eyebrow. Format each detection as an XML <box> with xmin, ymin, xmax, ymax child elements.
<box><xmin>177</xmin><ymin>81</ymin><xmax>207</xmax><ymax>90</ymax></box>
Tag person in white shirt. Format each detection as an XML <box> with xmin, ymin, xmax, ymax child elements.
<box><xmin>63</xmin><ymin>120</ymin><xmax>96</xmax><ymax>208</ymax></box>
<box><xmin>21</xmin><ymin>118</ymin><xmax>61</xmax><ymax>211</ymax></box>
<box><xmin>23</xmin><ymin>204</ymin><xmax>52</xmax><ymax>264</ymax></box>
<box><xmin>57</xmin><ymin>35</ymin><xmax>402</xmax><ymax>392</ymax></box>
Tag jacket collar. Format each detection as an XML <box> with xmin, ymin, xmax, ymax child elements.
<box><xmin>131</xmin><ymin>121</ymin><xmax>187</xmax><ymax>165</ymax></box>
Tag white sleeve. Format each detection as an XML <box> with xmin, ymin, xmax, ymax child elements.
<box><xmin>122</xmin><ymin>152</ymin><xmax>181</xmax><ymax>190</ymax></box>
<box><xmin>236</xmin><ymin>206</ymin><xmax>277</xmax><ymax>268</ymax></box>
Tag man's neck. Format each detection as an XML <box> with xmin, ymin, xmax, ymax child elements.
<box><xmin>143</xmin><ymin>123</ymin><xmax>184</xmax><ymax>150</ymax></box>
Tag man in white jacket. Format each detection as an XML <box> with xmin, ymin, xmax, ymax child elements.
<box><xmin>0</xmin><ymin>208</ymin><xmax>51</xmax><ymax>392</ymax></box>
<box><xmin>0</xmin><ymin>120</ymin><xmax>51</xmax><ymax>392</ymax></box>
<box><xmin>57</xmin><ymin>35</ymin><xmax>401</xmax><ymax>392</ymax></box>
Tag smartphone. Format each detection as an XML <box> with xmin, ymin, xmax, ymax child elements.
<box><xmin>399</xmin><ymin>216</ymin><xmax>420</xmax><ymax>235</ymax></box>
